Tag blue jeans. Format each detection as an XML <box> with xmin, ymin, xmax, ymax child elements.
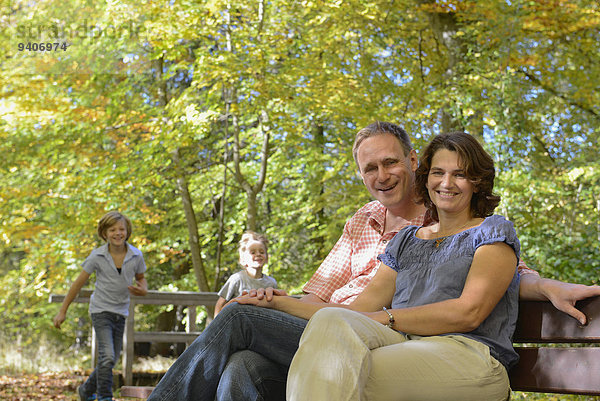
<box><xmin>81</xmin><ymin>311</ymin><xmax>126</xmax><ymax>400</ymax></box>
<box><xmin>147</xmin><ymin>303</ymin><xmax>308</xmax><ymax>401</ymax></box>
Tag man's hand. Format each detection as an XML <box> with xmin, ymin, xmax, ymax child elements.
<box><xmin>230</xmin><ymin>293</ymin><xmax>277</xmax><ymax>308</ymax></box>
<box><xmin>539</xmin><ymin>278</ymin><xmax>600</xmax><ymax>325</ymax></box>
<box><xmin>242</xmin><ymin>287</ymin><xmax>288</xmax><ymax>302</ymax></box>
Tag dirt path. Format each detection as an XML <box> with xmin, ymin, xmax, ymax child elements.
<box><xmin>0</xmin><ymin>372</ymin><xmax>130</xmax><ymax>401</ymax></box>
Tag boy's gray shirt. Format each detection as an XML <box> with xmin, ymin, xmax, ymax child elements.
<box><xmin>218</xmin><ymin>270</ymin><xmax>277</xmax><ymax>301</ymax></box>
<box><xmin>83</xmin><ymin>243</ymin><xmax>147</xmax><ymax>317</ymax></box>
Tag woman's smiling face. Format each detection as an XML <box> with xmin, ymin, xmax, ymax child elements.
<box><xmin>426</xmin><ymin>148</ymin><xmax>475</xmax><ymax>217</ymax></box>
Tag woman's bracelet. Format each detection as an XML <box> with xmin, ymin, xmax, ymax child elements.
<box><xmin>382</xmin><ymin>306</ymin><xmax>395</xmax><ymax>329</ymax></box>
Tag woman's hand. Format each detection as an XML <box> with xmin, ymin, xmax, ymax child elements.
<box><xmin>360</xmin><ymin>310</ymin><xmax>390</xmax><ymax>326</ymax></box>
<box><xmin>223</xmin><ymin>287</ymin><xmax>287</xmax><ymax>309</ymax></box>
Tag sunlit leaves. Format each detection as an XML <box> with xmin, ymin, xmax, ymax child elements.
<box><xmin>1</xmin><ymin>0</ymin><xmax>599</xmax><ymax>345</ymax></box>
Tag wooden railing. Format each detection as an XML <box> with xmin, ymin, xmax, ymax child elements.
<box><xmin>49</xmin><ymin>289</ymin><xmax>218</xmax><ymax>386</ymax></box>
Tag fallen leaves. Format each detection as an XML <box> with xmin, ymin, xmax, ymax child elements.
<box><xmin>0</xmin><ymin>372</ymin><xmax>129</xmax><ymax>401</ymax></box>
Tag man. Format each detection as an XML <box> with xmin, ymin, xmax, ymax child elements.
<box><xmin>148</xmin><ymin>122</ymin><xmax>600</xmax><ymax>401</ymax></box>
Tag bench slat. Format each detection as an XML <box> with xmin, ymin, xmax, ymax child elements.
<box><xmin>121</xmin><ymin>386</ymin><xmax>155</xmax><ymax>398</ymax></box>
<box><xmin>134</xmin><ymin>331</ymin><xmax>201</xmax><ymax>343</ymax></box>
<box><xmin>49</xmin><ymin>289</ymin><xmax>219</xmax><ymax>306</ymax></box>
<box><xmin>510</xmin><ymin>347</ymin><xmax>600</xmax><ymax>395</ymax></box>
<box><xmin>514</xmin><ymin>297</ymin><xmax>600</xmax><ymax>343</ymax></box>
<box><xmin>510</xmin><ymin>296</ymin><xmax>600</xmax><ymax>395</ymax></box>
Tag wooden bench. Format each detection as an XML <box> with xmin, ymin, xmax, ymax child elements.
<box><xmin>121</xmin><ymin>386</ymin><xmax>156</xmax><ymax>398</ymax></box>
<box><xmin>509</xmin><ymin>295</ymin><xmax>600</xmax><ymax>395</ymax></box>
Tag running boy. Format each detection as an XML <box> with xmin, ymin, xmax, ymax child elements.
<box><xmin>214</xmin><ymin>231</ymin><xmax>277</xmax><ymax>316</ymax></box>
<box><xmin>53</xmin><ymin>211</ymin><xmax>147</xmax><ymax>401</ymax></box>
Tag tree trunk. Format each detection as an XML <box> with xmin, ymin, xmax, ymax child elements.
<box><xmin>418</xmin><ymin>0</ymin><xmax>465</xmax><ymax>132</ymax></box>
<box><xmin>311</xmin><ymin>122</ymin><xmax>327</xmax><ymax>262</ymax></box>
<box><xmin>226</xmin><ymin>1</ymin><xmax>270</xmax><ymax>231</ymax></box>
<box><xmin>172</xmin><ymin>148</ymin><xmax>210</xmax><ymax>293</ymax></box>
<box><xmin>246</xmin><ymin>191</ymin><xmax>258</xmax><ymax>231</ymax></box>
<box><xmin>213</xmin><ymin>97</ymin><xmax>231</xmax><ymax>291</ymax></box>
<box><xmin>231</xmin><ymin>113</ymin><xmax>270</xmax><ymax>231</ymax></box>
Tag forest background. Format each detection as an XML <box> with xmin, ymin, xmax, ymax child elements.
<box><xmin>1</xmin><ymin>0</ymin><xmax>599</xmax><ymax>384</ymax></box>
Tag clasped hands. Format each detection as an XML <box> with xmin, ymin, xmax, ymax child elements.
<box><xmin>228</xmin><ymin>287</ymin><xmax>288</xmax><ymax>308</ymax></box>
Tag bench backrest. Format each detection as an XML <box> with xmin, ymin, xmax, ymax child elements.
<box><xmin>509</xmin><ymin>296</ymin><xmax>600</xmax><ymax>395</ymax></box>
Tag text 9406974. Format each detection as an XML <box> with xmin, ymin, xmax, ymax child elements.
<box><xmin>18</xmin><ymin>42</ymin><xmax>69</xmax><ymax>52</ymax></box>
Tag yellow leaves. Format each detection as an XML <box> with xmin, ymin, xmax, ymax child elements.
<box><xmin>12</xmin><ymin>225</ymin><xmax>51</xmax><ymax>241</ymax></box>
<box><xmin>158</xmin><ymin>246</ymin><xmax>185</xmax><ymax>264</ymax></box>
<box><xmin>181</xmin><ymin>105</ymin><xmax>218</xmax><ymax>128</ymax></box>
<box><xmin>418</xmin><ymin>1</ymin><xmax>468</xmax><ymax>14</ymax></box>
<box><xmin>522</xmin><ymin>0</ymin><xmax>600</xmax><ymax>37</ymax></box>
<box><xmin>510</xmin><ymin>54</ymin><xmax>540</xmax><ymax>68</ymax></box>
<box><xmin>567</xmin><ymin>166</ymin><xmax>596</xmax><ymax>182</ymax></box>
<box><xmin>206</xmin><ymin>0</ymin><xmax>229</xmax><ymax>17</ymax></box>
<box><xmin>484</xmin><ymin>116</ymin><xmax>497</xmax><ymax>127</ymax></box>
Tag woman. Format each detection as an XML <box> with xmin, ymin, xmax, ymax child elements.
<box><xmin>239</xmin><ymin>132</ymin><xmax>520</xmax><ymax>401</ymax></box>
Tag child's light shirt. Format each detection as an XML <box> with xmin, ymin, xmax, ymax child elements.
<box><xmin>218</xmin><ymin>270</ymin><xmax>277</xmax><ymax>301</ymax></box>
<box><xmin>83</xmin><ymin>243</ymin><xmax>147</xmax><ymax>317</ymax></box>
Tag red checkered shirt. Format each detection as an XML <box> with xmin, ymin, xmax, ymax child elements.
<box><xmin>303</xmin><ymin>201</ymin><xmax>536</xmax><ymax>305</ymax></box>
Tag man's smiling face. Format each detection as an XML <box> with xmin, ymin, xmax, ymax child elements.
<box><xmin>356</xmin><ymin>133</ymin><xmax>418</xmax><ymax>211</ymax></box>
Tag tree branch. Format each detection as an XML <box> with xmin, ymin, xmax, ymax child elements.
<box><xmin>519</xmin><ymin>69</ymin><xmax>600</xmax><ymax>120</ymax></box>
<box><xmin>231</xmin><ymin>114</ymin><xmax>252</xmax><ymax>193</ymax></box>
<box><xmin>253</xmin><ymin>111</ymin><xmax>270</xmax><ymax>193</ymax></box>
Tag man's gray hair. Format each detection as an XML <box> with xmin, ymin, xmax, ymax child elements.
<box><xmin>352</xmin><ymin>122</ymin><xmax>413</xmax><ymax>169</ymax></box>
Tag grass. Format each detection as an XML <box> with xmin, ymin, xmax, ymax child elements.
<box><xmin>0</xmin><ymin>331</ymin><xmax>175</xmax><ymax>376</ymax></box>
<box><xmin>511</xmin><ymin>394</ymin><xmax>600</xmax><ymax>400</ymax></box>
<box><xmin>131</xmin><ymin>355</ymin><xmax>174</xmax><ymax>373</ymax></box>
<box><xmin>0</xmin><ymin>333</ymin><xmax>86</xmax><ymax>375</ymax></box>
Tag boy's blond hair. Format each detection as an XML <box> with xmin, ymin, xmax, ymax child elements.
<box><xmin>97</xmin><ymin>211</ymin><xmax>132</xmax><ymax>242</ymax></box>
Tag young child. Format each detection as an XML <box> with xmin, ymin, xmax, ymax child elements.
<box><xmin>214</xmin><ymin>231</ymin><xmax>277</xmax><ymax>316</ymax></box>
<box><xmin>53</xmin><ymin>211</ymin><xmax>148</xmax><ymax>401</ymax></box>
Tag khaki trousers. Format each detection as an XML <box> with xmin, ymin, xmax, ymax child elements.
<box><xmin>287</xmin><ymin>308</ymin><xmax>510</xmax><ymax>401</ymax></box>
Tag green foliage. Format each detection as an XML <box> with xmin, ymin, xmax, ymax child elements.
<box><xmin>512</xmin><ymin>392</ymin><xmax>600</xmax><ymax>401</ymax></box>
<box><xmin>498</xmin><ymin>165</ymin><xmax>600</xmax><ymax>284</ymax></box>
<box><xmin>0</xmin><ymin>0</ymin><xmax>598</xmax><ymax>348</ymax></box>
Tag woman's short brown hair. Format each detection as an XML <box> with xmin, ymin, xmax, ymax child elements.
<box><xmin>97</xmin><ymin>211</ymin><xmax>132</xmax><ymax>242</ymax></box>
<box><xmin>414</xmin><ymin>132</ymin><xmax>500</xmax><ymax>221</ymax></box>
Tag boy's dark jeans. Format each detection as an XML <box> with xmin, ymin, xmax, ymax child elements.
<box><xmin>81</xmin><ymin>311</ymin><xmax>125</xmax><ymax>400</ymax></box>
